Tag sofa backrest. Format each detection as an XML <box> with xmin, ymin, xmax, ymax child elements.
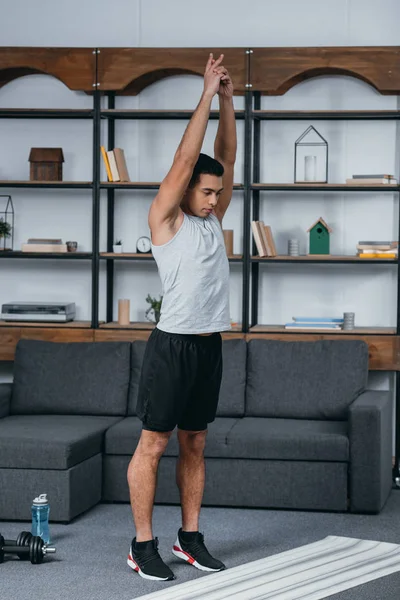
<box><xmin>11</xmin><ymin>339</ymin><xmax>131</xmax><ymax>416</ymax></box>
<box><xmin>246</xmin><ymin>339</ymin><xmax>368</xmax><ymax>420</ymax></box>
<box><xmin>127</xmin><ymin>338</ymin><xmax>247</xmax><ymax>418</ymax></box>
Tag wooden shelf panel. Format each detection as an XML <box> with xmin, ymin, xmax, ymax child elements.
<box><xmin>100</xmin><ymin>322</ymin><xmax>155</xmax><ymax>330</ymax></box>
<box><xmin>0</xmin><ymin>320</ymin><xmax>93</xmax><ymax>328</ymax></box>
<box><xmin>100</xmin><ymin>182</ymin><xmax>244</xmax><ymax>190</ymax></box>
<box><xmin>251</xmin><ymin>47</ymin><xmax>400</xmax><ymax>95</ymax></box>
<box><xmin>252</xmin><ymin>110</ymin><xmax>400</xmax><ymax>120</ymax></box>
<box><xmin>100</xmin><ymin>253</ymin><xmax>243</xmax><ymax>261</ymax></box>
<box><xmin>97</xmin><ymin>48</ymin><xmax>247</xmax><ymax>94</ymax></box>
<box><xmin>251</xmin><ymin>183</ymin><xmax>399</xmax><ymax>191</ymax></box>
<box><xmin>250</xmin><ymin>325</ymin><xmax>396</xmax><ymax>335</ymax></box>
<box><xmin>0</xmin><ymin>251</ymin><xmax>92</xmax><ymax>259</ymax></box>
<box><xmin>0</xmin><ymin>47</ymin><xmax>95</xmax><ymax>92</ymax></box>
<box><xmin>0</xmin><ymin>180</ymin><xmax>92</xmax><ymax>188</ymax></box>
<box><xmin>100</xmin><ymin>321</ymin><xmax>243</xmax><ymax>332</ymax></box>
<box><xmin>252</xmin><ymin>255</ymin><xmax>397</xmax><ymax>263</ymax></box>
<box><xmin>101</xmin><ymin>109</ymin><xmax>245</xmax><ymax>120</ymax></box>
<box><xmin>0</xmin><ymin>109</ymin><xmax>93</xmax><ymax>119</ymax></box>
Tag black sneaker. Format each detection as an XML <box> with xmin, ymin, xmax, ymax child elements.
<box><xmin>127</xmin><ymin>537</ymin><xmax>175</xmax><ymax>581</ymax></box>
<box><xmin>172</xmin><ymin>528</ymin><xmax>226</xmax><ymax>572</ymax></box>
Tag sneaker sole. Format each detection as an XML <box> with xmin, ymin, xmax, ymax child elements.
<box><xmin>172</xmin><ymin>541</ymin><xmax>225</xmax><ymax>572</ymax></box>
<box><xmin>127</xmin><ymin>553</ymin><xmax>174</xmax><ymax>581</ymax></box>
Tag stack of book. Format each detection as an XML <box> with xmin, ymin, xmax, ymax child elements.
<box><xmin>346</xmin><ymin>174</ymin><xmax>398</xmax><ymax>184</ymax></box>
<box><xmin>284</xmin><ymin>317</ymin><xmax>344</xmax><ymax>330</ymax></box>
<box><xmin>21</xmin><ymin>238</ymin><xmax>67</xmax><ymax>253</ymax></box>
<box><xmin>357</xmin><ymin>241</ymin><xmax>398</xmax><ymax>259</ymax></box>
<box><xmin>101</xmin><ymin>147</ymin><xmax>131</xmax><ymax>182</ymax></box>
<box><xmin>251</xmin><ymin>221</ymin><xmax>277</xmax><ymax>257</ymax></box>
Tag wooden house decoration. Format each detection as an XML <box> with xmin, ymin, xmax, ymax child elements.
<box><xmin>29</xmin><ymin>148</ymin><xmax>64</xmax><ymax>181</ymax></box>
<box><xmin>307</xmin><ymin>217</ymin><xmax>332</xmax><ymax>255</ymax></box>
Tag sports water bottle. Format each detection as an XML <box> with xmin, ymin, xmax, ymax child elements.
<box><xmin>31</xmin><ymin>493</ymin><xmax>51</xmax><ymax>544</ymax></box>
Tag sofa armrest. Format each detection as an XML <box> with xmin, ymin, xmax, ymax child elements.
<box><xmin>0</xmin><ymin>383</ymin><xmax>12</xmax><ymax>418</ymax></box>
<box><xmin>349</xmin><ymin>390</ymin><xmax>393</xmax><ymax>513</ymax></box>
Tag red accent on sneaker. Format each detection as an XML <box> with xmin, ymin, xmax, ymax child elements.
<box><xmin>128</xmin><ymin>554</ymin><xmax>139</xmax><ymax>571</ymax></box>
<box><xmin>173</xmin><ymin>545</ymin><xmax>195</xmax><ymax>564</ymax></box>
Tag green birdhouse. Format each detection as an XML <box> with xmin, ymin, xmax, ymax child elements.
<box><xmin>307</xmin><ymin>217</ymin><xmax>332</xmax><ymax>255</ymax></box>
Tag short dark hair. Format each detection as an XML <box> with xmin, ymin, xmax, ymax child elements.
<box><xmin>188</xmin><ymin>153</ymin><xmax>224</xmax><ymax>188</ymax></box>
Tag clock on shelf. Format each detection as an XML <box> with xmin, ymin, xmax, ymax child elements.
<box><xmin>136</xmin><ymin>236</ymin><xmax>152</xmax><ymax>254</ymax></box>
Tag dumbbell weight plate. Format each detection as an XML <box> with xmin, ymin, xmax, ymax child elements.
<box><xmin>30</xmin><ymin>536</ymin><xmax>44</xmax><ymax>565</ymax></box>
<box><xmin>16</xmin><ymin>531</ymin><xmax>32</xmax><ymax>560</ymax></box>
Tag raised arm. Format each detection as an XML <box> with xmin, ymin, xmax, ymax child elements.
<box><xmin>149</xmin><ymin>54</ymin><xmax>225</xmax><ymax>230</ymax></box>
<box><xmin>213</xmin><ymin>64</ymin><xmax>237</xmax><ymax>222</ymax></box>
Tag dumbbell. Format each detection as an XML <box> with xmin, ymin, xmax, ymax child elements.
<box><xmin>3</xmin><ymin>531</ymin><xmax>32</xmax><ymax>560</ymax></box>
<box><xmin>0</xmin><ymin>533</ymin><xmax>56</xmax><ymax>564</ymax></box>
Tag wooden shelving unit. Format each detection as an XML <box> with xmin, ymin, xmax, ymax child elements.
<box><xmin>1</xmin><ymin>45</ymin><xmax>400</xmax><ymax>368</ymax></box>
<box><xmin>250</xmin><ymin>325</ymin><xmax>396</xmax><ymax>335</ymax></box>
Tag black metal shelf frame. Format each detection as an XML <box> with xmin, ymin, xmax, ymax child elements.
<box><xmin>2</xmin><ymin>82</ymin><xmax>400</xmax><ymax>483</ymax></box>
<box><xmin>249</xmin><ymin>91</ymin><xmax>400</xmax><ymax>484</ymax></box>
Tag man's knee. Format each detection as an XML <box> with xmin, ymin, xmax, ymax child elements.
<box><xmin>137</xmin><ymin>429</ymin><xmax>173</xmax><ymax>459</ymax></box>
<box><xmin>177</xmin><ymin>429</ymin><xmax>208</xmax><ymax>455</ymax></box>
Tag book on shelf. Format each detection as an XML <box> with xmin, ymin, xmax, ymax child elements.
<box><xmin>106</xmin><ymin>150</ymin><xmax>120</xmax><ymax>182</ymax></box>
<box><xmin>292</xmin><ymin>317</ymin><xmax>343</xmax><ymax>324</ymax></box>
<box><xmin>285</xmin><ymin>316</ymin><xmax>343</xmax><ymax>330</ymax></box>
<box><xmin>27</xmin><ymin>238</ymin><xmax>63</xmax><ymax>244</ymax></box>
<box><xmin>22</xmin><ymin>243</ymin><xmax>68</xmax><ymax>253</ymax></box>
<box><xmin>352</xmin><ymin>174</ymin><xmax>395</xmax><ymax>179</ymax></box>
<box><xmin>101</xmin><ymin>146</ymin><xmax>113</xmax><ymax>182</ymax></box>
<box><xmin>284</xmin><ymin>323</ymin><xmax>342</xmax><ymax>330</ymax></box>
<box><xmin>113</xmin><ymin>148</ymin><xmax>131</xmax><ymax>182</ymax></box>
<box><xmin>346</xmin><ymin>176</ymin><xmax>397</xmax><ymax>184</ymax></box>
<box><xmin>251</xmin><ymin>221</ymin><xmax>267</xmax><ymax>257</ymax></box>
<box><xmin>357</xmin><ymin>242</ymin><xmax>397</xmax><ymax>251</ymax></box>
<box><xmin>359</xmin><ymin>253</ymin><xmax>397</xmax><ymax>259</ymax></box>
<box><xmin>251</xmin><ymin>221</ymin><xmax>277</xmax><ymax>257</ymax></box>
<box><xmin>101</xmin><ymin>147</ymin><xmax>131</xmax><ymax>182</ymax></box>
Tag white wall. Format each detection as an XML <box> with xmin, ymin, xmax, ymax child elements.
<box><xmin>0</xmin><ymin>0</ymin><xmax>399</xmax><ymax>406</ymax></box>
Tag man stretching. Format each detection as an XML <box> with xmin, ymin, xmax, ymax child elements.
<box><xmin>127</xmin><ymin>53</ymin><xmax>237</xmax><ymax>581</ymax></box>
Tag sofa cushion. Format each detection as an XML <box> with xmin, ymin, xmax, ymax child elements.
<box><xmin>246</xmin><ymin>340</ymin><xmax>368</xmax><ymax>420</ymax></box>
<box><xmin>127</xmin><ymin>338</ymin><xmax>246</xmax><ymax>418</ymax></box>
<box><xmin>217</xmin><ymin>339</ymin><xmax>247</xmax><ymax>417</ymax></box>
<box><xmin>0</xmin><ymin>415</ymin><xmax>121</xmax><ymax>469</ymax></box>
<box><xmin>11</xmin><ymin>340</ymin><xmax>131</xmax><ymax>416</ymax></box>
<box><xmin>227</xmin><ymin>417</ymin><xmax>349</xmax><ymax>462</ymax></box>
<box><xmin>104</xmin><ymin>416</ymin><xmax>239</xmax><ymax>458</ymax></box>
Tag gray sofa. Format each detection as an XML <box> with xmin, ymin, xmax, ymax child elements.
<box><xmin>0</xmin><ymin>337</ymin><xmax>393</xmax><ymax>522</ymax></box>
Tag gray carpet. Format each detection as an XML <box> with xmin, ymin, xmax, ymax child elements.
<box><xmin>1</xmin><ymin>493</ymin><xmax>400</xmax><ymax>600</ymax></box>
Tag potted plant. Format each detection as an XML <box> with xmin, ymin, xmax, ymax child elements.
<box><xmin>145</xmin><ymin>294</ymin><xmax>163</xmax><ymax>324</ymax></box>
<box><xmin>113</xmin><ymin>239</ymin><xmax>123</xmax><ymax>254</ymax></box>
<box><xmin>0</xmin><ymin>218</ymin><xmax>12</xmax><ymax>251</ymax></box>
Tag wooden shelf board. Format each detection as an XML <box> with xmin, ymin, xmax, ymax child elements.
<box><xmin>101</xmin><ymin>182</ymin><xmax>244</xmax><ymax>190</ymax></box>
<box><xmin>100</xmin><ymin>322</ymin><xmax>155</xmax><ymax>330</ymax></box>
<box><xmin>100</xmin><ymin>252</ymin><xmax>243</xmax><ymax>260</ymax></box>
<box><xmin>101</xmin><ymin>109</ymin><xmax>245</xmax><ymax>118</ymax></box>
<box><xmin>100</xmin><ymin>322</ymin><xmax>243</xmax><ymax>332</ymax></box>
<box><xmin>0</xmin><ymin>180</ymin><xmax>92</xmax><ymax>187</ymax></box>
<box><xmin>0</xmin><ymin>320</ymin><xmax>93</xmax><ymax>328</ymax></box>
<box><xmin>1</xmin><ymin>251</ymin><xmax>92</xmax><ymax>258</ymax></box>
<box><xmin>100</xmin><ymin>252</ymin><xmax>153</xmax><ymax>258</ymax></box>
<box><xmin>252</xmin><ymin>183</ymin><xmax>399</xmax><ymax>190</ymax></box>
<box><xmin>252</xmin><ymin>255</ymin><xmax>397</xmax><ymax>262</ymax></box>
<box><xmin>249</xmin><ymin>325</ymin><xmax>396</xmax><ymax>335</ymax></box>
<box><xmin>252</xmin><ymin>110</ymin><xmax>400</xmax><ymax>117</ymax></box>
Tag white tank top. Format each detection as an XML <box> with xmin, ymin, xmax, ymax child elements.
<box><xmin>151</xmin><ymin>211</ymin><xmax>231</xmax><ymax>334</ymax></box>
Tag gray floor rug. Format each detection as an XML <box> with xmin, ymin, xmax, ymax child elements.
<box><xmin>1</xmin><ymin>493</ymin><xmax>400</xmax><ymax>600</ymax></box>
<box><xmin>135</xmin><ymin>535</ymin><xmax>400</xmax><ymax>600</ymax></box>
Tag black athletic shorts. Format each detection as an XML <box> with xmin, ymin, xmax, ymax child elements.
<box><xmin>135</xmin><ymin>327</ymin><xmax>223</xmax><ymax>432</ymax></box>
